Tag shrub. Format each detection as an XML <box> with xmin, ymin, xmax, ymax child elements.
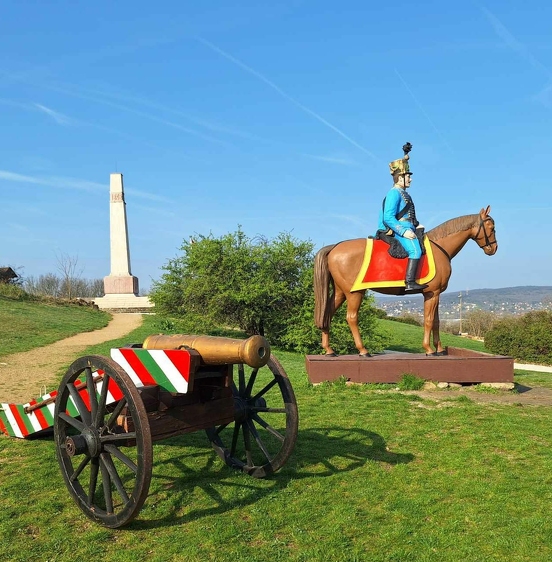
<box><xmin>485</xmin><ymin>311</ymin><xmax>552</xmax><ymax>365</ymax></box>
<box><xmin>280</xmin><ymin>293</ymin><xmax>389</xmax><ymax>355</ymax></box>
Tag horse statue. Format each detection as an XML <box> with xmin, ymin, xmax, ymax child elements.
<box><xmin>314</xmin><ymin>206</ymin><xmax>497</xmax><ymax>356</ymax></box>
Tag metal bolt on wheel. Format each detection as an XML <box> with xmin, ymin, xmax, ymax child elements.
<box><xmin>54</xmin><ymin>355</ymin><xmax>153</xmax><ymax>528</ymax></box>
<box><xmin>206</xmin><ymin>355</ymin><xmax>298</xmax><ymax>478</ymax></box>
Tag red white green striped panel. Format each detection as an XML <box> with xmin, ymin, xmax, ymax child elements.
<box><xmin>0</xmin><ymin>349</ymin><xmax>193</xmax><ymax>439</ymax></box>
<box><xmin>110</xmin><ymin>348</ymin><xmax>192</xmax><ymax>394</ymax></box>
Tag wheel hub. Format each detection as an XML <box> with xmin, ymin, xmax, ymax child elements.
<box><xmin>65</xmin><ymin>426</ymin><xmax>101</xmax><ymax>457</ymax></box>
<box><xmin>233</xmin><ymin>395</ymin><xmax>267</xmax><ymax>424</ymax></box>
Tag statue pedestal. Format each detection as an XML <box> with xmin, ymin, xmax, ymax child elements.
<box><xmin>103</xmin><ymin>275</ymin><xmax>139</xmax><ymax>296</ymax></box>
<box><xmin>305</xmin><ymin>347</ymin><xmax>513</xmax><ymax>385</ymax></box>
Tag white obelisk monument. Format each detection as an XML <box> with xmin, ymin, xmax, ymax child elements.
<box><xmin>103</xmin><ymin>173</ymin><xmax>139</xmax><ymax>296</ymax></box>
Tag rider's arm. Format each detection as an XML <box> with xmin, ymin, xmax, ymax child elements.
<box><xmin>382</xmin><ymin>189</ymin><xmax>410</xmax><ymax>236</ymax></box>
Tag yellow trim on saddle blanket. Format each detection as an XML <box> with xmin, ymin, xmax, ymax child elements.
<box><xmin>350</xmin><ymin>237</ymin><xmax>436</xmax><ymax>292</ymax></box>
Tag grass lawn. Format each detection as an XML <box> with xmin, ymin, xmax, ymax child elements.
<box><xmin>2</xmin><ymin>316</ymin><xmax>552</xmax><ymax>561</ymax></box>
<box><xmin>0</xmin><ymin>295</ymin><xmax>110</xmax><ymax>357</ymax></box>
<box><xmin>377</xmin><ymin>318</ymin><xmax>486</xmax><ymax>354</ymax></box>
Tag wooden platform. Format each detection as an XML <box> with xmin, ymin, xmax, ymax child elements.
<box><xmin>305</xmin><ymin>347</ymin><xmax>514</xmax><ymax>384</ymax></box>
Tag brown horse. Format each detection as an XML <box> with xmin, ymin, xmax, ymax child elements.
<box><xmin>314</xmin><ymin>206</ymin><xmax>497</xmax><ymax>356</ymax></box>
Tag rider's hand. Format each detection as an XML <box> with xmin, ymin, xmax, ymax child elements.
<box><xmin>403</xmin><ymin>230</ymin><xmax>416</xmax><ymax>240</ymax></box>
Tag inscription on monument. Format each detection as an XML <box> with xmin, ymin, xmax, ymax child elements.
<box><xmin>111</xmin><ymin>192</ymin><xmax>124</xmax><ymax>203</ymax></box>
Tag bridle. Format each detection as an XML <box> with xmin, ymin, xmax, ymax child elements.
<box><xmin>474</xmin><ymin>217</ymin><xmax>497</xmax><ymax>251</ymax></box>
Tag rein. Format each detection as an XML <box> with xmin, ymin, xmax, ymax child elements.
<box><xmin>474</xmin><ymin>217</ymin><xmax>497</xmax><ymax>251</ymax></box>
<box><xmin>428</xmin><ymin>216</ymin><xmax>496</xmax><ymax>263</ymax></box>
<box><xmin>430</xmin><ymin>239</ymin><xmax>452</xmax><ymax>262</ymax></box>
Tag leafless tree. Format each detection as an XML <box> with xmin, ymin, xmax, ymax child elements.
<box><xmin>463</xmin><ymin>309</ymin><xmax>498</xmax><ymax>338</ymax></box>
<box><xmin>56</xmin><ymin>252</ymin><xmax>84</xmax><ymax>299</ymax></box>
<box><xmin>24</xmin><ymin>273</ymin><xmax>62</xmax><ymax>296</ymax></box>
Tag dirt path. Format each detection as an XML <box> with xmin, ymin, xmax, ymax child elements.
<box><xmin>0</xmin><ymin>313</ymin><xmax>143</xmax><ymax>404</ymax></box>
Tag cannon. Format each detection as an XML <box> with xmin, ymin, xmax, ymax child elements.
<box><xmin>0</xmin><ymin>334</ymin><xmax>298</xmax><ymax>528</ymax></box>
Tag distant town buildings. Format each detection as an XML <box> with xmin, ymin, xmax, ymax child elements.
<box><xmin>374</xmin><ymin>294</ymin><xmax>552</xmax><ymax>319</ymax></box>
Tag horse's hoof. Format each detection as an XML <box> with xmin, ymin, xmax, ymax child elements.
<box><xmin>359</xmin><ymin>353</ymin><xmax>372</xmax><ymax>358</ymax></box>
<box><xmin>425</xmin><ymin>352</ymin><xmax>437</xmax><ymax>357</ymax></box>
<box><xmin>325</xmin><ymin>352</ymin><xmax>338</xmax><ymax>357</ymax></box>
<box><xmin>435</xmin><ymin>350</ymin><xmax>447</xmax><ymax>356</ymax></box>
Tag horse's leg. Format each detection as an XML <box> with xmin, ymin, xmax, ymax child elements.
<box><xmin>422</xmin><ymin>292</ymin><xmax>440</xmax><ymax>355</ymax></box>
<box><xmin>345</xmin><ymin>290</ymin><xmax>370</xmax><ymax>356</ymax></box>
<box><xmin>432</xmin><ymin>306</ymin><xmax>445</xmax><ymax>354</ymax></box>
<box><xmin>321</xmin><ymin>287</ymin><xmax>346</xmax><ymax>355</ymax></box>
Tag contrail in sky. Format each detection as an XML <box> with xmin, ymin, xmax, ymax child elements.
<box><xmin>481</xmin><ymin>6</ymin><xmax>552</xmax><ymax>107</ymax></box>
<box><xmin>481</xmin><ymin>6</ymin><xmax>552</xmax><ymax>79</ymax></box>
<box><xmin>394</xmin><ymin>69</ymin><xmax>454</xmax><ymax>154</ymax></box>
<box><xmin>196</xmin><ymin>37</ymin><xmax>379</xmax><ymax>162</ymax></box>
<box><xmin>34</xmin><ymin>103</ymin><xmax>73</xmax><ymax>125</ymax></box>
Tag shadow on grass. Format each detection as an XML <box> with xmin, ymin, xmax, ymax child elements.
<box><xmin>128</xmin><ymin>427</ymin><xmax>413</xmax><ymax>530</ymax></box>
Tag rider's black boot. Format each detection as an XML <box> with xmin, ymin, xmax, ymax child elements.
<box><xmin>404</xmin><ymin>259</ymin><xmax>428</xmax><ymax>293</ymax></box>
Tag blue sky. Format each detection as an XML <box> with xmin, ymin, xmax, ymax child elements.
<box><xmin>0</xmin><ymin>1</ymin><xmax>550</xmax><ymax>293</ymax></box>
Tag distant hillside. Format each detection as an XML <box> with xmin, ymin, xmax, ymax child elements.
<box><xmin>373</xmin><ymin>286</ymin><xmax>552</xmax><ymax>316</ymax></box>
<box><xmin>438</xmin><ymin>286</ymin><xmax>552</xmax><ymax>306</ymax></box>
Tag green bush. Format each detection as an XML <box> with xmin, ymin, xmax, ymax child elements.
<box><xmin>280</xmin><ymin>292</ymin><xmax>389</xmax><ymax>355</ymax></box>
<box><xmin>485</xmin><ymin>311</ymin><xmax>552</xmax><ymax>364</ymax></box>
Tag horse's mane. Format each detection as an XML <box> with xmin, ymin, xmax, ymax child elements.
<box><xmin>426</xmin><ymin>214</ymin><xmax>479</xmax><ymax>241</ymax></box>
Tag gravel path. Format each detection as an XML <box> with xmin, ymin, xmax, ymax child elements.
<box><xmin>0</xmin><ymin>313</ymin><xmax>143</xmax><ymax>404</ymax></box>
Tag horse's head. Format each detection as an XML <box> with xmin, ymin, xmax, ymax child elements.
<box><xmin>472</xmin><ymin>205</ymin><xmax>498</xmax><ymax>255</ymax></box>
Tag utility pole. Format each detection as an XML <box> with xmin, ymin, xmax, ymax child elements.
<box><xmin>458</xmin><ymin>292</ymin><xmax>463</xmax><ymax>335</ymax></box>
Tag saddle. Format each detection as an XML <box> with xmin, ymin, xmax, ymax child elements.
<box><xmin>373</xmin><ymin>228</ymin><xmax>426</xmax><ymax>259</ymax></box>
<box><xmin>350</xmin><ymin>235</ymin><xmax>435</xmax><ymax>292</ymax></box>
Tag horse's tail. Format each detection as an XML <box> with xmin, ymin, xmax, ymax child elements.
<box><xmin>314</xmin><ymin>244</ymin><xmax>337</xmax><ymax>330</ymax></box>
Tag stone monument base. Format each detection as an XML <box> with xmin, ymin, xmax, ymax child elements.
<box><xmin>305</xmin><ymin>347</ymin><xmax>513</xmax><ymax>385</ymax></box>
<box><xmin>93</xmin><ymin>294</ymin><xmax>154</xmax><ymax>312</ymax></box>
<box><xmin>104</xmin><ymin>275</ymin><xmax>139</xmax><ymax>295</ymax></box>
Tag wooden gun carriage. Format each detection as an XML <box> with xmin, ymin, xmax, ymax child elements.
<box><xmin>1</xmin><ymin>334</ymin><xmax>298</xmax><ymax>528</ymax></box>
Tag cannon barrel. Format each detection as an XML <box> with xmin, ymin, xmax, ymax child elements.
<box><xmin>142</xmin><ymin>334</ymin><xmax>271</xmax><ymax>368</ymax></box>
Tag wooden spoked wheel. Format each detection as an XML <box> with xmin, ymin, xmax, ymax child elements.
<box><xmin>206</xmin><ymin>355</ymin><xmax>298</xmax><ymax>478</ymax></box>
<box><xmin>54</xmin><ymin>355</ymin><xmax>153</xmax><ymax>528</ymax></box>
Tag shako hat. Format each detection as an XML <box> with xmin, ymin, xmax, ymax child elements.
<box><xmin>389</xmin><ymin>142</ymin><xmax>413</xmax><ymax>176</ymax></box>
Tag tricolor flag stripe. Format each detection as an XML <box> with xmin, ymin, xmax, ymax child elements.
<box><xmin>32</xmin><ymin>406</ymin><xmax>50</xmax><ymax>430</ymax></box>
<box><xmin>39</xmin><ymin>402</ymin><xmax>55</xmax><ymax>427</ymax></box>
<box><xmin>133</xmin><ymin>350</ymin><xmax>176</xmax><ymax>392</ymax></box>
<box><xmin>27</xmin><ymin>399</ymin><xmax>52</xmax><ymax>431</ymax></box>
<box><xmin>12</xmin><ymin>405</ymin><xmax>33</xmax><ymax>436</ymax></box>
<box><xmin>109</xmin><ymin>349</ymin><xmax>147</xmax><ymax>388</ymax></box>
<box><xmin>95</xmin><ymin>379</ymin><xmax>117</xmax><ymax>408</ymax></box>
<box><xmin>23</xmin><ymin>402</ymin><xmax>44</xmax><ymax>433</ymax></box>
<box><xmin>77</xmin><ymin>384</ymin><xmax>92</xmax><ymax>412</ymax></box>
<box><xmin>118</xmin><ymin>349</ymin><xmax>157</xmax><ymax>386</ymax></box>
<box><xmin>45</xmin><ymin>402</ymin><xmax>56</xmax><ymax>421</ymax></box>
<box><xmin>149</xmin><ymin>350</ymin><xmax>189</xmax><ymax>393</ymax></box>
<box><xmin>3</xmin><ymin>405</ymin><xmax>25</xmax><ymax>438</ymax></box>
<box><xmin>164</xmin><ymin>350</ymin><xmax>191</xmax><ymax>382</ymax></box>
<box><xmin>107</xmin><ymin>377</ymin><xmax>124</xmax><ymax>401</ymax></box>
<box><xmin>66</xmin><ymin>396</ymin><xmax>80</xmax><ymax>418</ymax></box>
<box><xmin>0</xmin><ymin>409</ymin><xmax>11</xmax><ymax>436</ymax></box>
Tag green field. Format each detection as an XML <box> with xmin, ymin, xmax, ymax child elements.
<box><xmin>1</xmin><ymin>309</ymin><xmax>552</xmax><ymax>561</ymax></box>
<box><xmin>0</xmin><ymin>293</ymin><xmax>110</xmax><ymax>357</ymax></box>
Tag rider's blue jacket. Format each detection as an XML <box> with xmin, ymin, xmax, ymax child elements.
<box><xmin>377</xmin><ymin>186</ymin><xmax>422</xmax><ymax>259</ymax></box>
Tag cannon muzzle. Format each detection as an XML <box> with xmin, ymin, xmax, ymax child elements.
<box><xmin>142</xmin><ymin>334</ymin><xmax>271</xmax><ymax>368</ymax></box>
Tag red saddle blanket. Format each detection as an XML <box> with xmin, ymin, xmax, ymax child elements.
<box><xmin>350</xmin><ymin>237</ymin><xmax>436</xmax><ymax>292</ymax></box>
